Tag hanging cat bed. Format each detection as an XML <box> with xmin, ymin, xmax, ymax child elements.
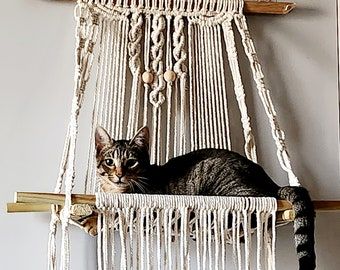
<box><xmin>42</xmin><ymin>0</ymin><xmax>301</xmax><ymax>269</ymax></box>
<box><xmin>6</xmin><ymin>0</ymin><xmax>340</xmax><ymax>270</ymax></box>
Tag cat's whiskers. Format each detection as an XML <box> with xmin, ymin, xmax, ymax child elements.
<box><xmin>127</xmin><ymin>182</ymin><xmax>135</xmax><ymax>193</ymax></box>
<box><xmin>136</xmin><ymin>177</ymin><xmax>150</xmax><ymax>186</ymax></box>
<box><xmin>130</xmin><ymin>178</ymin><xmax>147</xmax><ymax>193</ymax></box>
<box><xmin>136</xmin><ymin>177</ymin><xmax>148</xmax><ymax>186</ymax></box>
<box><xmin>137</xmin><ymin>176</ymin><xmax>148</xmax><ymax>180</ymax></box>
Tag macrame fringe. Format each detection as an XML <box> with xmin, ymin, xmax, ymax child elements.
<box><xmin>96</xmin><ymin>193</ymin><xmax>277</xmax><ymax>270</ymax></box>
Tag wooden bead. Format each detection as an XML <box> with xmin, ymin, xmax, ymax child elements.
<box><xmin>142</xmin><ymin>71</ymin><xmax>154</xmax><ymax>84</ymax></box>
<box><xmin>164</xmin><ymin>70</ymin><xmax>176</xmax><ymax>82</ymax></box>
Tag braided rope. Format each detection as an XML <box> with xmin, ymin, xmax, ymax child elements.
<box><xmin>149</xmin><ymin>14</ymin><xmax>166</xmax><ymax>164</ymax></box>
<box><xmin>84</xmin><ymin>15</ymin><xmax>105</xmax><ymax>194</ymax></box>
<box><xmin>173</xmin><ymin>15</ymin><xmax>188</xmax><ymax>155</ymax></box>
<box><xmin>127</xmin><ymin>11</ymin><xmax>143</xmax><ymax>138</ymax></box>
<box><xmin>49</xmin><ymin>4</ymin><xmax>100</xmax><ymax>270</ymax></box>
<box><xmin>143</xmin><ymin>14</ymin><xmax>152</xmax><ymax>126</ymax></box>
<box><xmin>150</xmin><ymin>14</ymin><xmax>166</xmax><ymax>108</ymax></box>
<box><xmin>234</xmin><ymin>13</ymin><xmax>300</xmax><ymax>186</ymax></box>
<box><xmin>117</xmin><ymin>17</ymin><xmax>130</xmax><ymax>139</ymax></box>
<box><xmin>165</xmin><ymin>15</ymin><xmax>174</xmax><ymax>161</ymax></box>
<box><xmin>222</xmin><ymin>15</ymin><xmax>258</xmax><ymax>162</ymax></box>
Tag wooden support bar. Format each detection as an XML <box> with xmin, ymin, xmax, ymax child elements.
<box><xmin>313</xmin><ymin>200</ymin><xmax>340</xmax><ymax>211</ymax></box>
<box><xmin>8</xmin><ymin>192</ymin><xmax>340</xmax><ymax>215</ymax></box>
<box><xmin>7</xmin><ymin>203</ymin><xmax>52</xmax><ymax>213</ymax></box>
<box><xmin>244</xmin><ymin>2</ymin><xmax>296</xmax><ymax>15</ymax></box>
<box><xmin>12</xmin><ymin>191</ymin><xmax>292</xmax><ymax>211</ymax></box>
<box><xmin>63</xmin><ymin>1</ymin><xmax>296</xmax><ymax>15</ymax></box>
<box><xmin>15</xmin><ymin>192</ymin><xmax>96</xmax><ymax>206</ymax></box>
<box><xmin>6</xmin><ymin>201</ymin><xmax>295</xmax><ymax>222</ymax></box>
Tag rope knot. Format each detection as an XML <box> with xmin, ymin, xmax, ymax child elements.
<box><xmin>149</xmin><ymin>90</ymin><xmax>165</xmax><ymax>108</ymax></box>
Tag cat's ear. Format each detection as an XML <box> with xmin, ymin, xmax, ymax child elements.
<box><xmin>95</xmin><ymin>126</ymin><xmax>112</xmax><ymax>153</ymax></box>
<box><xmin>130</xmin><ymin>126</ymin><xmax>149</xmax><ymax>150</ymax></box>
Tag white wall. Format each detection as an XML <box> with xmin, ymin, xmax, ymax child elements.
<box><xmin>1</xmin><ymin>0</ymin><xmax>340</xmax><ymax>269</ymax></box>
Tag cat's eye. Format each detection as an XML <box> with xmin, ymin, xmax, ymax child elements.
<box><xmin>105</xmin><ymin>158</ymin><xmax>114</xmax><ymax>167</ymax></box>
<box><xmin>126</xmin><ymin>159</ymin><xmax>138</xmax><ymax>169</ymax></box>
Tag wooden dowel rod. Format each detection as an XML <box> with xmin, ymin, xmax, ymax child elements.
<box><xmin>244</xmin><ymin>2</ymin><xmax>296</xmax><ymax>15</ymax></box>
<box><xmin>15</xmin><ymin>192</ymin><xmax>96</xmax><ymax>206</ymax></box>
<box><xmin>14</xmin><ymin>191</ymin><xmax>292</xmax><ymax>211</ymax></box>
<box><xmin>63</xmin><ymin>1</ymin><xmax>296</xmax><ymax>15</ymax></box>
<box><xmin>11</xmin><ymin>192</ymin><xmax>340</xmax><ymax>213</ymax></box>
<box><xmin>7</xmin><ymin>203</ymin><xmax>52</xmax><ymax>213</ymax></box>
<box><xmin>313</xmin><ymin>200</ymin><xmax>340</xmax><ymax>211</ymax></box>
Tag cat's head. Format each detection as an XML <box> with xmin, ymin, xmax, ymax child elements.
<box><xmin>95</xmin><ymin>126</ymin><xmax>150</xmax><ymax>193</ymax></box>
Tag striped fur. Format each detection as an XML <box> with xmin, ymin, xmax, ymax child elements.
<box><xmin>96</xmin><ymin>126</ymin><xmax>316</xmax><ymax>270</ymax></box>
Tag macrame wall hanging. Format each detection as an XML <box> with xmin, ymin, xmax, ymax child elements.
<box><xmin>43</xmin><ymin>0</ymin><xmax>304</xmax><ymax>269</ymax></box>
<box><xmin>6</xmin><ymin>1</ymin><xmax>340</xmax><ymax>269</ymax></box>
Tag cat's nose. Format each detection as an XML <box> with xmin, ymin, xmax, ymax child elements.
<box><xmin>114</xmin><ymin>175</ymin><xmax>124</xmax><ymax>183</ymax></box>
<box><xmin>116</xmin><ymin>167</ymin><xmax>123</xmax><ymax>178</ymax></box>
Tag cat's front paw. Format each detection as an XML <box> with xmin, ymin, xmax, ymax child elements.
<box><xmin>80</xmin><ymin>215</ymin><xmax>98</xmax><ymax>236</ymax></box>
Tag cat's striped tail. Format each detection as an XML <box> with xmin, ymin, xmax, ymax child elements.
<box><xmin>277</xmin><ymin>186</ymin><xmax>316</xmax><ymax>270</ymax></box>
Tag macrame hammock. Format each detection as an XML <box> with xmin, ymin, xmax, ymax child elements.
<box><xmin>49</xmin><ymin>0</ymin><xmax>301</xmax><ymax>269</ymax></box>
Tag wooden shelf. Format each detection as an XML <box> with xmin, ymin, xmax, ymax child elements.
<box><xmin>8</xmin><ymin>191</ymin><xmax>292</xmax><ymax>211</ymax></box>
<box><xmin>7</xmin><ymin>192</ymin><xmax>340</xmax><ymax>223</ymax></box>
<box><xmin>8</xmin><ymin>192</ymin><xmax>340</xmax><ymax>212</ymax></box>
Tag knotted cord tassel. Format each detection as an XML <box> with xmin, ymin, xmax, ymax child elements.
<box><xmin>96</xmin><ymin>193</ymin><xmax>277</xmax><ymax>269</ymax></box>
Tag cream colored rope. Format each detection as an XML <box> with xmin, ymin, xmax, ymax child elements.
<box><xmin>222</xmin><ymin>14</ymin><xmax>258</xmax><ymax>162</ymax></box>
<box><xmin>149</xmin><ymin>13</ymin><xmax>166</xmax><ymax>164</ymax></box>
<box><xmin>49</xmin><ymin>4</ymin><xmax>100</xmax><ymax>269</ymax></box>
<box><xmin>173</xmin><ymin>15</ymin><xmax>188</xmax><ymax>155</ymax></box>
<box><xmin>96</xmin><ymin>193</ymin><xmax>277</xmax><ymax>270</ymax></box>
<box><xmin>52</xmin><ymin>1</ymin><xmax>302</xmax><ymax>269</ymax></box>
<box><xmin>234</xmin><ymin>13</ymin><xmax>300</xmax><ymax>186</ymax></box>
<box><xmin>127</xmin><ymin>11</ymin><xmax>143</xmax><ymax>138</ymax></box>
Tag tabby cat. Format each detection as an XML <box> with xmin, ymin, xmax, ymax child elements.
<box><xmin>93</xmin><ymin>126</ymin><xmax>315</xmax><ymax>270</ymax></box>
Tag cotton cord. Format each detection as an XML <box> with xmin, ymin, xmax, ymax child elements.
<box><xmin>222</xmin><ymin>15</ymin><xmax>257</xmax><ymax>162</ymax></box>
<box><xmin>234</xmin><ymin>13</ymin><xmax>300</xmax><ymax>186</ymax></box>
<box><xmin>173</xmin><ymin>15</ymin><xmax>188</xmax><ymax>155</ymax></box>
<box><xmin>85</xmin><ymin>15</ymin><xmax>105</xmax><ymax>194</ymax></box>
<box><xmin>55</xmin><ymin>1</ymin><xmax>296</xmax><ymax>269</ymax></box>
<box><xmin>127</xmin><ymin>11</ymin><xmax>143</xmax><ymax>138</ymax></box>
<box><xmin>215</xmin><ymin>24</ymin><xmax>232</xmax><ymax>150</ymax></box>
<box><xmin>188</xmin><ymin>21</ymin><xmax>197</xmax><ymax>151</ymax></box>
<box><xmin>50</xmin><ymin>4</ymin><xmax>100</xmax><ymax>270</ymax></box>
<box><xmin>96</xmin><ymin>193</ymin><xmax>277</xmax><ymax>269</ymax></box>
<box><xmin>143</xmin><ymin>14</ymin><xmax>152</xmax><ymax>126</ymax></box>
<box><xmin>165</xmin><ymin>15</ymin><xmax>174</xmax><ymax>161</ymax></box>
<box><xmin>150</xmin><ymin>13</ymin><xmax>166</xmax><ymax>164</ymax></box>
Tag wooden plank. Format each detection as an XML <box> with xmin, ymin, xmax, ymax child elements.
<box><xmin>244</xmin><ymin>2</ymin><xmax>296</xmax><ymax>15</ymax></box>
<box><xmin>313</xmin><ymin>200</ymin><xmax>340</xmax><ymax>211</ymax></box>
<box><xmin>15</xmin><ymin>192</ymin><xmax>96</xmax><ymax>206</ymax></box>
<box><xmin>7</xmin><ymin>203</ymin><xmax>52</xmax><ymax>213</ymax></box>
<box><xmin>7</xmin><ymin>199</ymin><xmax>295</xmax><ymax>223</ymax></box>
<box><xmin>11</xmin><ymin>192</ymin><xmax>340</xmax><ymax>213</ymax></box>
<box><xmin>14</xmin><ymin>191</ymin><xmax>292</xmax><ymax>211</ymax></box>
